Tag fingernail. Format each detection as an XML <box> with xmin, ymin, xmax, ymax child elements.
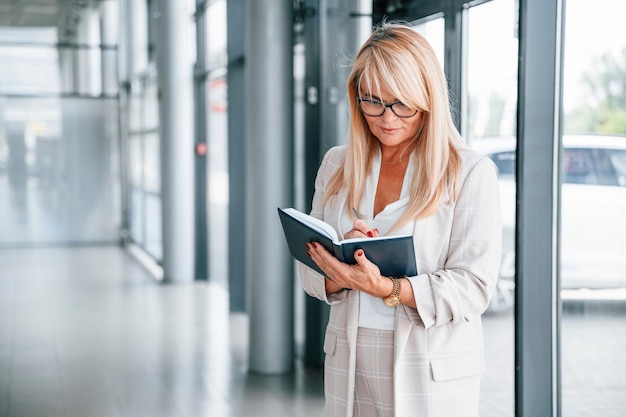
<box><xmin>306</xmin><ymin>251</ymin><xmax>312</xmax><ymax>258</ymax></box>
<box><xmin>367</xmin><ymin>231</ymin><xmax>374</xmax><ymax>237</ymax></box>
<box><xmin>357</xmin><ymin>250</ymin><xmax>364</xmax><ymax>257</ymax></box>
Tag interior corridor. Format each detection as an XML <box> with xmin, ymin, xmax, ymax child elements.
<box><xmin>0</xmin><ymin>246</ymin><xmax>324</xmax><ymax>417</ymax></box>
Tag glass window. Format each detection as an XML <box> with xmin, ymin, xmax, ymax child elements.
<box><xmin>124</xmin><ymin>73</ymin><xmax>162</xmax><ymax>261</ymax></box>
<box><xmin>0</xmin><ymin>97</ymin><xmax>119</xmax><ymax>244</ymax></box>
<box><xmin>143</xmin><ymin>133</ymin><xmax>160</xmax><ymax>193</ymax></box>
<box><xmin>0</xmin><ymin>26</ymin><xmax>57</xmax><ymax>43</ymax></box>
<box><xmin>561</xmin><ymin>1</ymin><xmax>626</xmax><ymax>416</ymax></box>
<box><xmin>75</xmin><ymin>47</ymin><xmax>103</xmax><ymax>96</ymax></box>
<box><xmin>411</xmin><ymin>16</ymin><xmax>445</xmax><ymax>69</ymax></box>
<box><xmin>128</xmin><ymin>136</ymin><xmax>143</xmax><ymax>187</ymax></box>
<box><xmin>608</xmin><ymin>149</ymin><xmax>626</xmax><ymax>186</ymax></box>
<box><xmin>0</xmin><ymin>25</ymin><xmax>119</xmax><ymax>245</ymax></box>
<box><xmin>145</xmin><ymin>194</ymin><xmax>162</xmax><ymax>260</ymax></box>
<box><xmin>204</xmin><ymin>0</ymin><xmax>228</xmax><ymax>70</ymax></box>
<box><xmin>101</xmin><ymin>49</ymin><xmax>118</xmax><ymax>96</ymax></box>
<box><xmin>466</xmin><ymin>0</ymin><xmax>518</xmax><ymax>142</ymax></box>
<box><xmin>491</xmin><ymin>151</ymin><xmax>516</xmax><ymax>177</ymax></box>
<box><xmin>131</xmin><ymin>189</ymin><xmax>144</xmax><ymax>246</ymax></box>
<box><xmin>205</xmin><ymin>72</ymin><xmax>229</xmax><ymax>283</ymax></box>
<box><xmin>592</xmin><ymin>148</ymin><xmax>621</xmax><ymax>186</ymax></box>
<box><xmin>0</xmin><ymin>44</ymin><xmax>60</xmax><ymax>94</ymax></box>
<box><xmin>563</xmin><ymin>149</ymin><xmax>596</xmax><ymax>184</ymax></box>
<box><xmin>465</xmin><ymin>1</ymin><xmax>517</xmax><ymax>416</ymax></box>
<box><xmin>129</xmin><ymin>80</ymin><xmax>143</xmax><ymax>132</ymax></box>
<box><xmin>144</xmin><ymin>76</ymin><xmax>159</xmax><ymax>131</ymax></box>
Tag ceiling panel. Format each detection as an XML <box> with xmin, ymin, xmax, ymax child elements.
<box><xmin>0</xmin><ymin>0</ymin><xmax>65</xmax><ymax>28</ymax></box>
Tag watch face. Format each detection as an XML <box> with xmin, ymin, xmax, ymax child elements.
<box><xmin>384</xmin><ymin>296</ymin><xmax>400</xmax><ymax>307</ymax></box>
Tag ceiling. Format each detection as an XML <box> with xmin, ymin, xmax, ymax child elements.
<box><xmin>0</xmin><ymin>0</ymin><xmax>67</xmax><ymax>27</ymax></box>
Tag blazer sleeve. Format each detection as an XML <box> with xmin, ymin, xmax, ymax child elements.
<box><xmin>408</xmin><ymin>155</ymin><xmax>503</xmax><ymax>328</ymax></box>
<box><xmin>298</xmin><ymin>146</ymin><xmax>350</xmax><ymax>305</ymax></box>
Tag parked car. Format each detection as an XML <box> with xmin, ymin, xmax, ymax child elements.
<box><xmin>471</xmin><ymin>134</ymin><xmax>626</xmax><ymax>311</ymax></box>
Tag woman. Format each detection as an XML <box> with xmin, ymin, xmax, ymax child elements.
<box><xmin>299</xmin><ymin>22</ymin><xmax>502</xmax><ymax>417</ymax></box>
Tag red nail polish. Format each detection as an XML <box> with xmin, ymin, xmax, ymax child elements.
<box><xmin>357</xmin><ymin>250</ymin><xmax>364</xmax><ymax>257</ymax></box>
<box><xmin>367</xmin><ymin>231</ymin><xmax>374</xmax><ymax>237</ymax></box>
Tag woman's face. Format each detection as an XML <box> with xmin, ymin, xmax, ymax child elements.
<box><xmin>359</xmin><ymin>87</ymin><xmax>422</xmax><ymax>150</ymax></box>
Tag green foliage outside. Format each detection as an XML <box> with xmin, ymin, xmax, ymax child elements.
<box><xmin>564</xmin><ymin>48</ymin><xmax>626</xmax><ymax>135</ymax></box>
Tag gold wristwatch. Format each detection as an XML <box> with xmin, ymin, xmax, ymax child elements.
<box><xmin>383</xmin><ymin>277</ymin><xmax>401</xmax><ymax>307</ymax></box>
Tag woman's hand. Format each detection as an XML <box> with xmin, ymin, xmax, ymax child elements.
<box><xmin>343</xmin><ymin>219</ymin><xmax>379</xmax><ymax>240</ymax></box>
<box><xmin>306</xmin><ymin>242</ymin><xmax>391</xmax><ymax>297</ymax></box>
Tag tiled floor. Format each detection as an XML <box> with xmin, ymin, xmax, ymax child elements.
<box><xmin>0</xmin><ymin>246</ymin><xmax>324</xmax><ymax>417</ymax></box>
<box><xmin>4</xmin><ymin>246</ymin><xmax>626</xmax><ymax>417</ymax></box>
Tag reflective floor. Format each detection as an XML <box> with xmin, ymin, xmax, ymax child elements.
<box><xmin>3</xmin><ymin>246</ymin><xmax>626</xmax><ymax>417</ymax></box>
<box><xmin>0</xmin><ymin>246</ymin><xmax>324</xmax><ymax>417</ymax></box>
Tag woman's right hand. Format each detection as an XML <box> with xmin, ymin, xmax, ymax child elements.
<box><xmin>343</xmin><ymin>219</ymin><xmax>379</xmax><ymax>240</ymax></box>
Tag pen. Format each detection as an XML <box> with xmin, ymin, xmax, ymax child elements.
<box><xmin>352</xmin><ymin>207</ymin><xmax>362</xmax><ymax>220</ymax></box>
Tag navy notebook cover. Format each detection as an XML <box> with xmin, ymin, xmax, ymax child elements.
<box><xmin>278</xmin><ymin>207</ymin><xmax>417</xmax><ymax>277</ymax></box>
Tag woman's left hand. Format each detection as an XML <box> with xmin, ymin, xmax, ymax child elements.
<box><xmin>306</xmin><ymin>242</ymin><xmax>388</xmax><ymax>296</ymax></box>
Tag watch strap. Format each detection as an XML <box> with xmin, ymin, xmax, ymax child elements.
<box><xmin>383</xmin><ymin>277</ymin><xmax>401</xmax><ymax>306</ymax></box>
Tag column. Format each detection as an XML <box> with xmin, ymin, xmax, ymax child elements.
<box><xmin>245</xmin><ymin>0</ymin><xmax>294</xmax><ymax>374</ymax></box>
<box><xmin>154</xmin><ymin>0</ymin><xmax>195</xmax><ymax>283</ymax></box>
<box><xmin>516</xmin><ymin>0</ymin><xmax>564</xmax><ymax>415</ymax></box>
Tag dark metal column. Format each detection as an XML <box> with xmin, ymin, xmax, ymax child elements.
<box><xmin>245</xmin><ymin>0</ymin><xmax>295</xmax><ymax>374</ymax></box>
<box><xmin>193</xmin><ymin>1</ymin><xmax>208</xmax><ymax>281</ymax></box>
<box><xmin>227</xmin><ymin>0</ymin><xmax>246</xmax><ymax>312</ymax></box>
<box><xmin>299</xmin><ymin>0</ymin><xmax>324</xmax><ymax>369</ymax></box>
<box><xmin>444</xmin><ymin>0</ymin><xmax>465</xmax><ymax>135</ymax></box>
<box><xmin>299</xmin><ymin>0</ymin><xmax>371</xmax><ymax>369</ymax></box>
<box><xmin>516</xmin><ymin>0</ymin><xmax>564</xmax><ymax>415</ymax></box>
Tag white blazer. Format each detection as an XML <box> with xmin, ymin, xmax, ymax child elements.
<box><xmin>298</xmin><ymin>145</ymin><xmax>502</xmax><ymax>417</ymax></box>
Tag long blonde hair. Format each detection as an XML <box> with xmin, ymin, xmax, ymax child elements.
<box><xmin>324</xmin><ymin>22</ymin><xmax>464</xmax><ymax>228</ymax></box>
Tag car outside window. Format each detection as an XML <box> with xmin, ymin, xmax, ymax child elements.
<box><xmin>564</xmin><ymin>148</ymin><xmax>626</xmax><ymax>187</ymax></box>
<box><xmin>491</xmin><ymin>151</ymin><xmax>516</xmax><ymax>178</ymax></box>
<box><xmin>563</xmin><ymin>149</ymin><xmax>596</xmax><ymax>184</ymax></box>
<box><xmin>607</xmin><ymin>149</ymin><xmax>626</xmax><ymax>187</ymax></box>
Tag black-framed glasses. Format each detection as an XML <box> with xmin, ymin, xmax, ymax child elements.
<box><xmin>357</xmin><ymin>97</ymin><xmax>418</xmax><ymax>118</ymax></box>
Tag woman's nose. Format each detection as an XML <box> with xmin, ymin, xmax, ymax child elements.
<box><xmin>381</xmin><ymin>106</ymin><xmax>398</xmax><ymax>121</ymax></box>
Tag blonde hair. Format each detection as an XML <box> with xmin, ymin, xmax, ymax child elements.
<box><xmin>324</xmin><ymin>22</ymin><xmax>464</xmax><ymax>228</ymax></box>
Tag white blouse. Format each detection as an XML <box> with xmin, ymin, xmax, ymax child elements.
<box><xmin>336</xmin><ymin>149</ymin><xmax>416</xmax><ymax>330</ymax></box>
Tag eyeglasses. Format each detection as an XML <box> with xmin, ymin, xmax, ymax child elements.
<box><xmin>357</xmin><ymin>97</ymin><xmax>418</xmax><ymax>118</ymax></box>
